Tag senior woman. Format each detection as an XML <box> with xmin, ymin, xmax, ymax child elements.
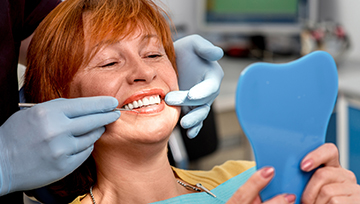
<box><xmin>24</xmin><ymin>0</ymin><xmax>360</xmax><ymax>203</ymax></box>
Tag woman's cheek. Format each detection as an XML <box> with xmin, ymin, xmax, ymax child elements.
<box><xmin>166</xmin><ymin>72</ymin><xmax>179</xmax><ymax>91</ymax></box>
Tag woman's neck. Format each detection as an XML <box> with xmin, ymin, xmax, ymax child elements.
<box><xmin>85</xmin><ymin>140</ymin><xmax>189</xmax><ymax>204</ymax></box>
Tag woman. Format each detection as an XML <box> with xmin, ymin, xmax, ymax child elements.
<box><xmin>24</xmin><ymin>0</ymin><xmax>360</xmax><ymax>203</ymax></box>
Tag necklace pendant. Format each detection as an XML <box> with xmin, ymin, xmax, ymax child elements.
<box><xmin>177</xmin><ymin>180</ymin><xmax>201</xmax><ymax>192</ymax></box>
<box><xmin>196</xmin><ymin>183</ymin><xmax>217</xmax><ymax>198</ymax></box>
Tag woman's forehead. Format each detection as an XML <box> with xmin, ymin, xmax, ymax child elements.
<box><xmin>81</xmin><ymin>21</ymin><xmax>164</xmax><ymax>68</ymax></box>
<box><xmin>83</xmin><ymin>13</ymin><xmax>161</xmax><ymax>45</ymax></box>
<box><xmin>84</xmin><ymin>26</ymin><xmax>161</xmax><ymax>50</ymax></box>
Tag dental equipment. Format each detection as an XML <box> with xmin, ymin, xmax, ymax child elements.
<box><xmin>18</xmin><ymin>103</ymin><xmax>138</xmax><ymax>112</ymax></box>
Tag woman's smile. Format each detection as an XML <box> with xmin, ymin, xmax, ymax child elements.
<box><xmin>120</xmin><ymin>88</ymin><xmax>166</xmax><ymax>114</ymax></box>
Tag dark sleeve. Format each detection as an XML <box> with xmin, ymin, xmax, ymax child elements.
<box><xmin>18</xmin><ymin>0</ymin><xmax>61</xmax><ymax>40</ymax></box>
<box><xmin>0</xmin><ymin>0</ymin><xmax>61</xmax><ymax>124</ymax></box>
<box><xmin>0</xmin><ymin>1</ymin><xmax>59</xmax><ymax>201</ymax></box>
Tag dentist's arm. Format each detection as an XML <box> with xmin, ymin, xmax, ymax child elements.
<box><xmin>0</xmin><ymin>96</ymin><xmax>120</xmax><ymax>196</ymax></box>
<box><xmin>165</xmin><ymin>35</ymin><xmax>224</xmax><ymax>138</ymax></box>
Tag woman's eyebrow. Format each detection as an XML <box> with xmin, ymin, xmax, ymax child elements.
<box><xmin>139</xmin><ymin>34</ymin><xmax>161</xmax><ymax>47</ymax></box>
<box><xmin>90</xmin><ymin>34</ymin><xmax>160</xmax><ymax>53</ymax></box>
<box><xmin>141</xmin><ymin>34</ymin><xmax>158</xmax><ymax>41</ymax></box>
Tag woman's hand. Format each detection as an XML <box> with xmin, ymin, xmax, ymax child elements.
<box><xmin>301</xmin><ymin>143</ymin><xmax>360</xmax><ymax>203</ymax></box>
<box><xmin>227</xmin><ymin>167</ymin><xmax>296</xmax><ymax>204</ymax></box>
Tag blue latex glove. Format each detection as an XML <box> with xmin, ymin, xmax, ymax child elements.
<box><xmin>165</xmin><ymin>35</ymin><xmax>224</xmax><ymax>138</ymax></box>
<box><xmin>0</xmin><ymin>97</ymin><xmax>120</xmax><ymax>195</ymax></box>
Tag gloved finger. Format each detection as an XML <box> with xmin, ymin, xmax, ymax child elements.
<box><xmin>191</xmin><ymin>35</ymin><xmax>224</xmax><ymax>61</ymax></box>
<box><xmin>165</xmin><ymin>91</ymin><xmax>189</xmax><ymax>106</ymax></box>
<box><xmin>69</xmin><ymin>127</ymin><xmax>106</xmax><ymax>155</ymax></box>
<box><xmin>187</xmin><ymin>63</ymin><xmax>223</xmax><ymax>100</ymax></box>
<box><xmin>48</xmin><ymin>96</ymin><xmax>119</xmax><ymax>118</ymax></box>
<box><xmin>165</xmin><ymin>90</ymin><xmax>215</xmax><ymax>107</ymax></box>
<box><xmin>69</xmin><ymin>111</ymin><xmax>120</xmax><ymax>136</ymax></box>
<box><xmin>47</xmin><ymin>126</ymin><xmax>104</xmax><ymax>157</ymax></box>
<box><xmin>186</xmin><ymin>122</ymin><xmax>203</xmax><ymax>139</ymax></box>
<box><xmin>180</xmin><ymin>105</ymin><xmax>210</xmax><ymax>129</ymax></box>
<box><xmin>67</xmin><ymin>144</ymin><xmax>94</xmax><ymax>172</ymax></box>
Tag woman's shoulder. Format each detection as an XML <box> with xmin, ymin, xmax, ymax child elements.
<box><xmin>172</xmin><ymin>160</ymin><xmax>255</xmax><ymax>190</ymax></box>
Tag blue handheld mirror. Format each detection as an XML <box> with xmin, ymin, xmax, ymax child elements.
<box><xmin>235</xmin><ymin>51</ymin><xmax>338</xmax><ymax>203</ymax></box>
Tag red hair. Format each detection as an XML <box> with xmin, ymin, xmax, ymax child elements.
<box><xmin>24</xmin><ymin>0</ymin><xmax>176</xmax><ymax>200</ymax></box>
<box><xmin>24</xmin><ymin>0</ymin><xmax>176</xmax><ymax>103</ymax></box>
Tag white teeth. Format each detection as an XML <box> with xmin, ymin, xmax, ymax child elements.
<box><xmin>143</xmin><ymin>98</ymin><xmax>150</xmax><ymax>106</ymax></box>
<box><xmin>137</xmin><ymin>100</ymin><xmax>143</xmax><ymax>107</ymax></box>
<box><xmin>123</xmin><ymin>95</ymin><xmax>161</xmax><ymax>110</ymax></box>
<box><xmin>128</xmin><ymin>103</ymin><xmax>134</xmax><ymax>109</ymax></box>
<box><xmin>155</xmin><ymin>96</ymin><xmax>160</xmax><ymax>104</ymax></box>
<box><xmin>133</xmin><ymin>101</ymin><xmax>139</xmax><ymax>108</ymax></box>
<box><xmin>149</xmin><ymin>96</ymin><xmax>155</xmax><ymax>104</ymax></box>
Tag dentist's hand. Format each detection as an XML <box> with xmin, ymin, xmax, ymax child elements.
<box><xmin>165</xmin><ymin>35</ymin><xmax>224</xmax><ymax>138</ymax></box>
<box><xmin>0</xmin><ymin>97</ymin><xmax>120</xmax><ymax>196</ymax></box>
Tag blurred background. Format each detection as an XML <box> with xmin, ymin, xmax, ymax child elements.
<box><xmin>159</xmin><ymin>0</ymin><xmax>360</xmax><ymax>183</ymax></box>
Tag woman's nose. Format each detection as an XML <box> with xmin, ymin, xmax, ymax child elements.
<box><xmin>126</xmin><ymin>58</ymin><xmax>157</xmax><ymax>84</ymax></box>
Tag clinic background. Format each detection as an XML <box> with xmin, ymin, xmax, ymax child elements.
<box><xmin>156</xmin><ymin>0</ymin><xmax>360</xmax><ymax>183</ymax></box>
<box><xmin>16</xmin><ymin>0</ymin><xmax>360</xmax><ymax>183</ymax></box>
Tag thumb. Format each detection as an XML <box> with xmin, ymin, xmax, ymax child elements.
<box><xmin>227</xmin><ymin>167</ymin><xmax>274</xmax><ymax>204</ymax></box>
<box><xmin>192</xmin><ymin>35</ymin><xmax>224</xmax><ymax>61</ymax></box>
<box><xmin>227</xmin><ymin>167</ymin><xmax>296</xmax><ymax>204</ymax></box>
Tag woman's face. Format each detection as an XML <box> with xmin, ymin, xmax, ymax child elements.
<box><xmin>69</xmin><ymin>27</ymin><xmax>180</xmax><ymax>145</ymax></box>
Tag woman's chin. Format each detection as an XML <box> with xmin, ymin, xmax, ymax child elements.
<box><xmin>104</xmin><ymin>105</ymin><xmax>180</xmax><ymax>144</ymax></box>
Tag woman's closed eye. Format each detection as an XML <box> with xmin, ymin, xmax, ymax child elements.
<box><xmin>100</xmin><ymin>61</ymin><xmax>118</xmax><ymax>68</ymax></box>
<box><xmin>148</xmin><ymin>54</ymin><xmax>162</xmax><ymax>58</ymax></box>
<box><xmin>146</xmin><ymin>53</ymin><xmax>163</xmax><ymax>59</ymax></box>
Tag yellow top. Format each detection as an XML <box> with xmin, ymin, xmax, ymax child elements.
<box><xmin>70</xmin><ymin>160</ymin><xmax>255</xmax><ymax>204</ymax></box>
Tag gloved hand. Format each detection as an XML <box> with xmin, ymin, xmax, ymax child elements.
<box><xmin>165</xmin><ymin>35</ymin><xmax>224</xmax><ymax>138</ymax></box>
<box><xmin>0</xmin><ymin>97</ymin><xmax>120</xmax><ymax>195</ymax></box>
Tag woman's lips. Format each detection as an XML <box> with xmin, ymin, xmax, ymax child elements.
<box><xmin>129</xmin><ymin>100</ymin><xmax>165</xmax><ymax>114</ymax></box>
<box><xmin>120</xmin><ymin>88</ymin><xmax>166</xmax><ymax>114</ymax></box>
